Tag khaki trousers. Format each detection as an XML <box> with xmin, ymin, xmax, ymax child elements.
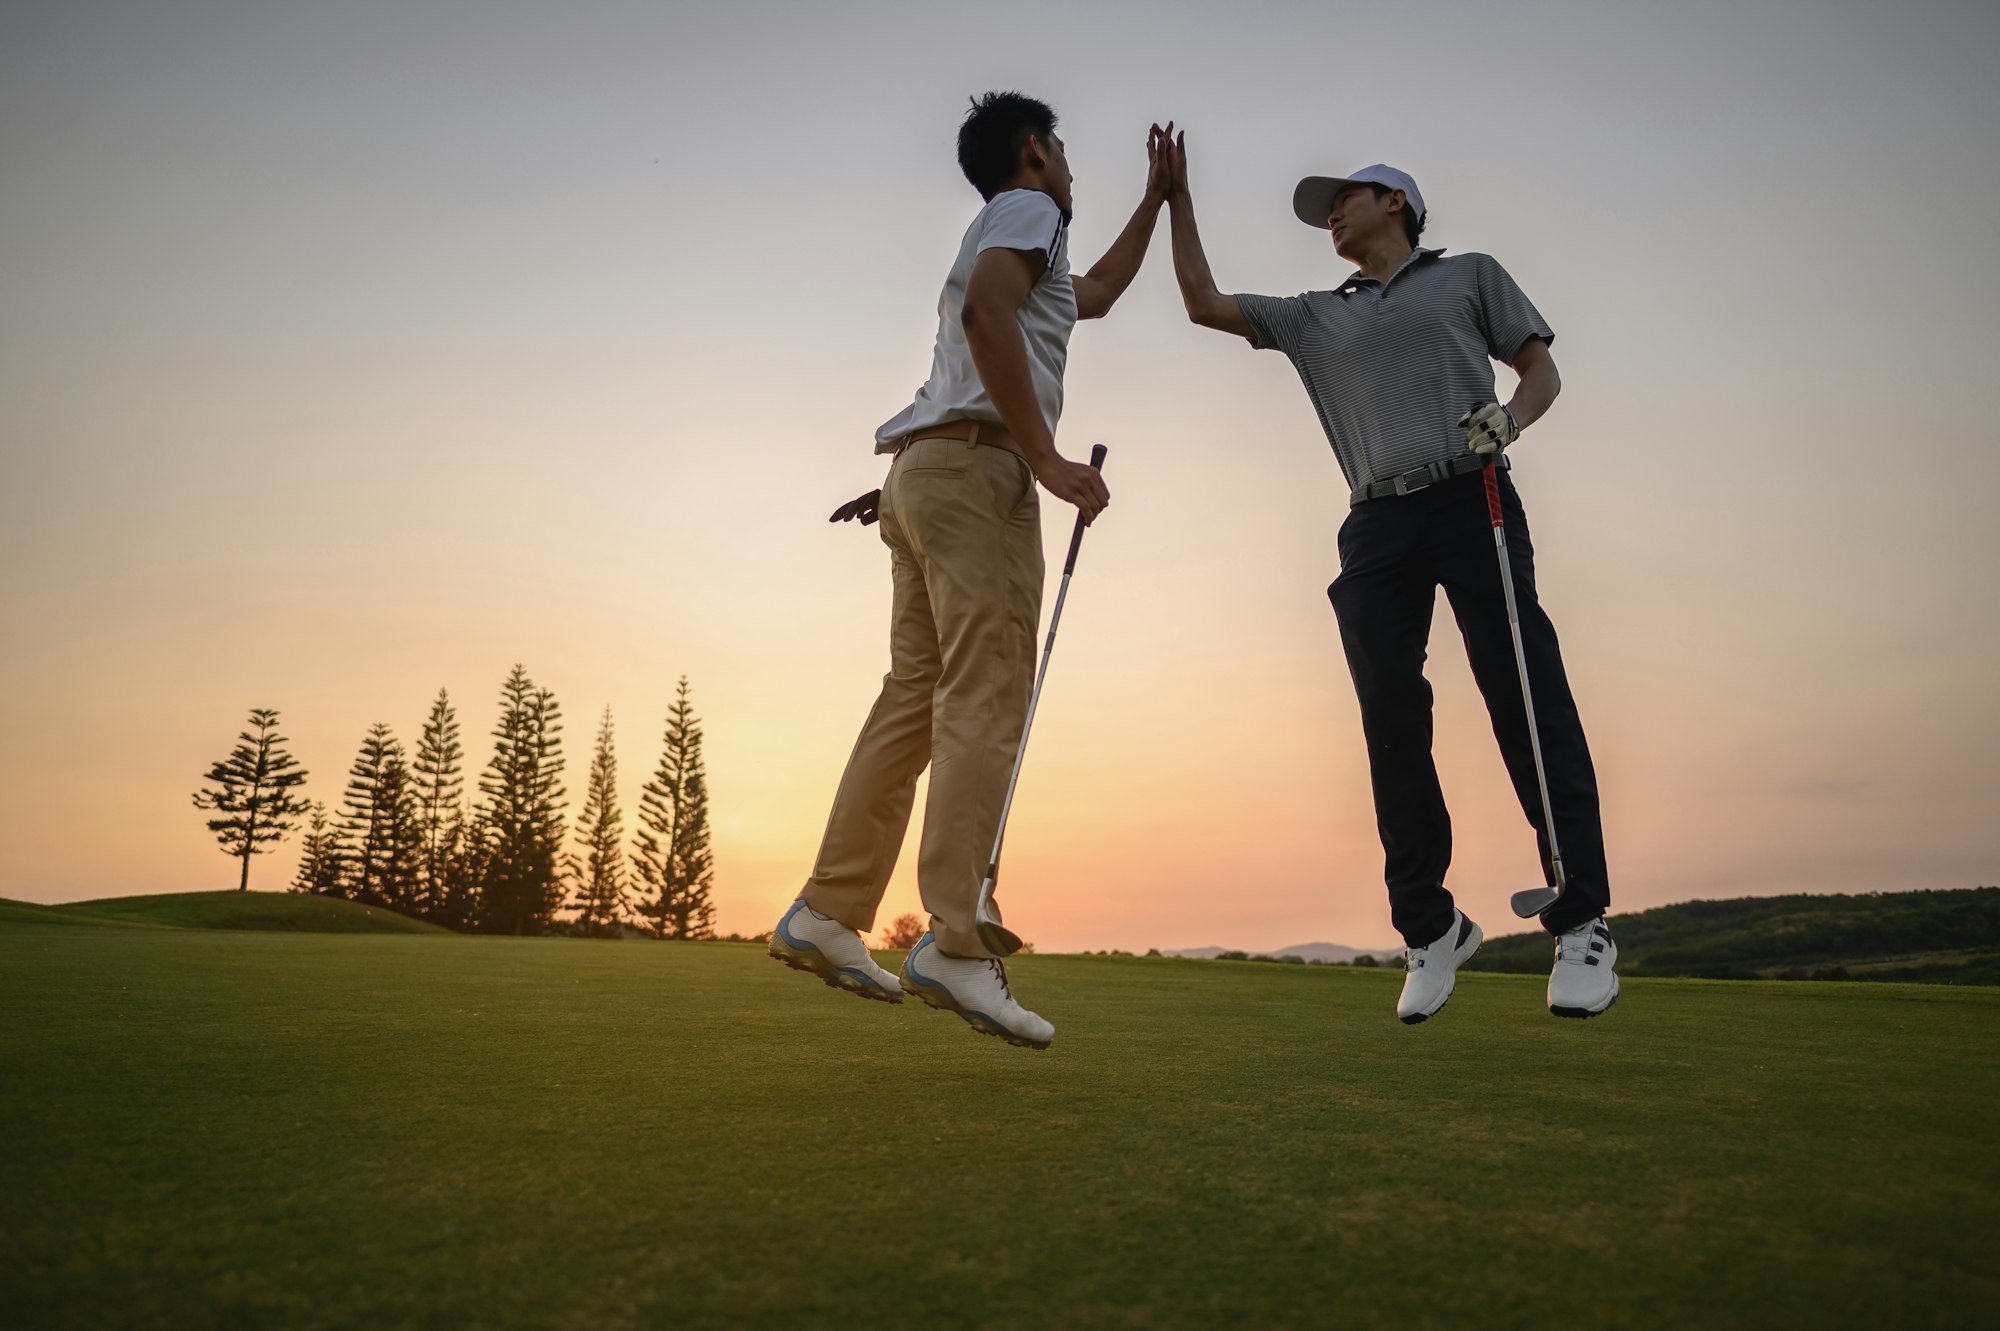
<box><xmin>802</xmin><ymin>436</ymin><xmax>1043</xmax><ymax>958</ymax></box>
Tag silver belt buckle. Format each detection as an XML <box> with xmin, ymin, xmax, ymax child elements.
<box><xmin>1391</xmin><ymin>461</ymin><xmax>1441</xmax><ymax>496</ymax></box>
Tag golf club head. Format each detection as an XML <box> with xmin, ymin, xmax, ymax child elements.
<box><xmin>1510</xmin><ymin>885</ymin><xmax>1563</xmax><ymax>919</ymax></box>
<box><xmin>976</xmin><ymin>918</ymin><xmax>1024</xmax><ymax>957</ymax></box>
<box><xmin>973</xmin><ymin>872</ymin><xmax>1023</xmax><ymax>957</ymax></box>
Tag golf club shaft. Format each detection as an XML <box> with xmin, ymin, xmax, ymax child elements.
<box><xmin>1484</xmin><ymin>461</ymin><xmax>1566</xmax><ymax>889</ymax></box>
<box><xmin>981</xmin><ymin>444</ymin><xmax>1108</xmax><ymax>885</ymax></box>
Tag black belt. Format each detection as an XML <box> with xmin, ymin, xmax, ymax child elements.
<box><xmin>1349</xmin><ymin>451</ymin><xmax>1508</xmax><ymax>507</ymax></box>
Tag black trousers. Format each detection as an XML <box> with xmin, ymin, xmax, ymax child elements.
<box><xmin>1330</xmin><ymin>467</ymin><xmax>1609</xmax><ymax>946</ymax></box>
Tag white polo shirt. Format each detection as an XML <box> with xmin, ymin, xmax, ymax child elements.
<box><xmin>875</xmin><ymin>189</ymin><xmax>1076</xmax><ymax>452</ymax></box>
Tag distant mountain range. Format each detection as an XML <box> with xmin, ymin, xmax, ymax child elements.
<box><xmin>1164</xmin><ymin>941</ymin><xmax>1403</xmax><ymax>965</ymax></box>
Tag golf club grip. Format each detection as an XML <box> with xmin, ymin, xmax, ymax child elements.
<box><xmin>1062</xmin><ymin>446</ymin><xmax>1108</xmax><ymax>574</ymax></box>
<box><xmin>1466</xmin><ymin>402</ymin><xmax>1507</xmax><ymax>530</ymax></box>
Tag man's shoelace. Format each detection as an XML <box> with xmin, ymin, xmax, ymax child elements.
<box><xmin>987</xmin><ymin>959</ymin><xmax>1013</xmax><ymax>1001</ymax></box>
<box><xmin>1558</xmin><ymin>924</ymin><xmax>1606</xmax><ymax>965</ymax></box>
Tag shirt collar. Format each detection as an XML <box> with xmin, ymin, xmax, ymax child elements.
<box><xmin>1336</xmin><ymin>246</ymin><xmax>1446</xmax><ymax>293</ymax></box>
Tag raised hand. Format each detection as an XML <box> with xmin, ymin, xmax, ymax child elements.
<box><xmin>1144</xmin><ymin>121</ymin><xmax>1175</xmax><ymax>203</ymax></box>
<box><xmin>1165</xmin><ymin>129</ymin><xmax>1189</xmax><ymax>200</ymax></box>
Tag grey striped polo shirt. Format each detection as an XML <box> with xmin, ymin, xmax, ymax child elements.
<box><xmin>1237</xmin><ymin>248</ymin><xmax>1554</xmax><ymax>490</ymax></box>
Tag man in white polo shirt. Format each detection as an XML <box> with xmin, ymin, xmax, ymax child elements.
<box><xmin>1164</xmin><ymin>134</ymin><xmax>1619</xmax><ymax>1026</ymax></box>
<box><xmin>769</xmin><ymin>93</ymin><xmax>1172</xmax><ymax>1050</ymax></box>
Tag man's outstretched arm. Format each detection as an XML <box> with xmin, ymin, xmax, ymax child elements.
<box><xmin>1167</xmin><ymin>131</ymin><xmax>1253</xmax><ymax>341</ymax></box>
<box><xmin>1072</xmin><ymin>123</ymin><xmax>1173</xmax><ymax>320</ymax></box>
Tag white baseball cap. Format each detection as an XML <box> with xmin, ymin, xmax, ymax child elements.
<box><xmin>1293</xmin><ymin>165</ymin><xmax>1425</xmax><ymax>229</ymax></box>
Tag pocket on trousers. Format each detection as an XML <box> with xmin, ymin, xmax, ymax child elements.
<box><xmin>1005</xmin><ymin>453</ymin><xmax>1036</xmax><ymax>512</ymax></box>
<box><xmin>1335</xmin><ymin>508</ymin><xmax>1361</xmax><ymax>565</ymax></box>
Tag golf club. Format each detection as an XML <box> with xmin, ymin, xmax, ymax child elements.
<box><xmin>1481</xmin><ymin>452</ymin><xmax>1569</xmax><ymax>919</ymax></box>
<box><xmin>973</xmin><ymin>443</ymin><xmax>1108</xmax><ymax>956</ymax></box>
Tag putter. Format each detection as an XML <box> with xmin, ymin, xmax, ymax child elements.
<box><xmin>974</xmin><ymin>443</ymin><xmax>1108</xmax><ymax>956</ymax></box>
<box><xmin>1482</xmin><ymin>454</ymin><xmax>1569</xmax><ymax>919</ymax></box>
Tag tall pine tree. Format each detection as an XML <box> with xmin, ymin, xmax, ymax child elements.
<box><xmin>291</xmin><ymin>800</ymin><xmax>346</xmax><ymax>895</ymax></box>
<box><xmin>634</xmin><ymin>677</ymin><xmax>716</xmax><ymax>939</ymax></box>
<box><xmin>191</xmin><ymin>708</ymin><xmax>312</xmax><ymax>891</ymax></box>
<box><xmin>339</xmin><ymin>723</ymin><xmax>419</xmax><ymax>908</ymax></box>
<box><xmin>380</xmin><ymin>747</ymin><xmax>424</xmax><ymax>913</ymax></box>
<box><xmin>475</xmin><ymin>665</ymin><xmax>568</xmax><ymax>935</ymax></box>
<box><xmin>444</xmin><ymin>809</ymin><xmax>492</xmax><ymax>934</ymax></box>
<box><xmin>411</xmin><ymin>687</ymin><xmax>467</xmax><ymax>923</ymax></box>
<box><xmin>566</xmin><ymin>706</ymin><xmax>630</xmax><ymax>937</ymax></box>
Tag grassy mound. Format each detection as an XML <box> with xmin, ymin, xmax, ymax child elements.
<box><xmin>0</xmin><ymin>898</ymin><xmax>175</xmax><ymax>930</ymax></box>
<box><xmin>1466</xmin><ymin>886</ymin><xmax>2000</xmax><ymax>982</ymax></box>
<box><xmin>2</xmin><ymin>927</ymin><xmax>1993</xmax><ymax>1329</ymax></box>
<box><xmin>3</xmin><ymin>891</ymin><xmax>447</xmax><ymax>934</ymax></box>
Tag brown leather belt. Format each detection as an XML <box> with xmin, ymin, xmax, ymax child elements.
<box><xmin>895</xmin><ymin>419</ymin><xmax>1020</xmax><ymax>456</ymax></box>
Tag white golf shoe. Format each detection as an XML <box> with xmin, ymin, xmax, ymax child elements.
<box><xmin>1397</xmin><ymin>910</ymin><xmax>1483</xmax><ymax>1025</ymax></box>
<box><xmin>767</xmin><ymin>899</ymin><xmax>903</xmax><ymax>1003</ymax></box>
<box><xmin>1548</xmin><ymin>916</ymin><xmax>1619</xmax><ymax>1018</ymax></box>
<box><xmin>899</xmin><ymin>933</ymin><xmax>1054</xmax><ymax>1050</ymax></box>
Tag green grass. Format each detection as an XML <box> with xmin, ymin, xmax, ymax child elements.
<box><xmin>0</xmin><ymin>891</ymin><xmax>448</xmax><ymax>934</ymax></box>
<box><xmin>3</xmin><ymin>921</ymin><xmax>1995</xmax><ymax>1330</ymax></box>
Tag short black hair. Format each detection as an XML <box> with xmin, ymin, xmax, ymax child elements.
<box><xmin>1368</xmin><ymin>183</ymin><xmax>1428</xmax><ymax>247</ymax></box>
<box><xmin>957</xmin><ymin>91</ymin><xmax>1058</xmax><ymax>201</ymax></box>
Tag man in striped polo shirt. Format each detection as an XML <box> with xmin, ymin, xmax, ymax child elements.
<box><xmin>1164</xmin><ymin>134</ymin><xmax>1618</xmax><ymax>1024</ymax></box>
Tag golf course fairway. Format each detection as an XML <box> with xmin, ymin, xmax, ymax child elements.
<box><xmin>4</xmin><ymin>920</ymin><xmax>1994</xmax><ymax>1329</ymax></box>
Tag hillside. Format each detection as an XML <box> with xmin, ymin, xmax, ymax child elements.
<box><xmin>0</xmin><ymin>898</ymin><xmax>177</xmax><ymax>930</ymax></box>
<box><xmin>0</xmin><ymin>891</ymin><xmax>448</xmax><ymax>935</ymax></box>
<box><xmin>1463</xmin><ymin>886</ymin><xmax>2000</xmax><ymax>983</ymax></box>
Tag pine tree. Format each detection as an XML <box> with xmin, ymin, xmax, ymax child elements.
<box><xmin>291</xmin><ymin>801</ymin><xmax>346</xmax><ymax>895</ymax></box>
<box><xmin>411</xmin><ymin>687</ymin><xmax>466</xmax><ymax>922</ymax></box>
<box><xmin>566</xmin><ymin>706</ymin><xmax>630</xmax><ymax>937</ymax></box>
<box><xmin>339</xmin><ymin>723</ymin><xmax>418</xmax><ymax>907</ymax></box>
<box><xmin>475</xmin><ymin>665</ymin><xmax>568</xmax><ymax>935</ymax></box>
<box><xmin>380</xmin><ymin>748</ymin><xmax>424</xmax><ymax>913</ymax></box>
<box><xmin>441</xmin><ymin>811</ymin><xmax>492</xmax><ymax>933</ymax></box>
<box><xmin>191</xmin><ymin>708</ymin><xmax>313</xmax><ymax>891</ymax></box>
<box><xmin>634</xmin><ymin>677</ymin><xmax>717</xmax><ymax>939</ymax></box>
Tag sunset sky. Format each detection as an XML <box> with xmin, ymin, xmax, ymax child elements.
<box><xmin>3</xmin><ymin>0</ymin><xmax>1995</xmax><ymax>951</ymax></box>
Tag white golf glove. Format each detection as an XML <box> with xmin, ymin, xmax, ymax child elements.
<box><xmin>1457</xmin><ymin>402</ymin><xmax>1519</xmax><ymax>455</ymax></box>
